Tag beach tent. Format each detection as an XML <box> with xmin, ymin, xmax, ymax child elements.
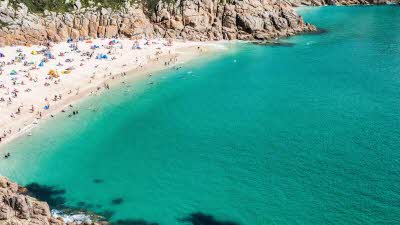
<box><xmin>31</xmin><ymin>50</ymin><xmax>37</xmax><ymax>55</ymax></box>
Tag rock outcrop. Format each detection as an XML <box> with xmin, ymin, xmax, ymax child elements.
<box><xmin>0</xmin><ymin>0</ymin><xmax>316</xmax><ymax>45</ymax></box>
<box><xmin>152</xmin><ymin>0</ymin><xmax>315</xmax><ymax>40</ymax></box>
<box><xmin>0</xmin><ymin>176</ymin><xmax>101</xmax><ymax>225</ymax></box>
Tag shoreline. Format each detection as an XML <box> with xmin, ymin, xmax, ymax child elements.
<box><xmin>0</xmin><ymin>39</ymin><xmax>228</xmax><ymax>151</ymax></box>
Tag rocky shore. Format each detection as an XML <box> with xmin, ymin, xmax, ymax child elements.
<box><xmin>0</xmin><ymin>0</ymin><xmax>317</xmax><ymax>45</ymax></box>
<box><xmin>0</xmin><ymin>176</ymin><xmax>106</xmax><ymax>225</ymax></box>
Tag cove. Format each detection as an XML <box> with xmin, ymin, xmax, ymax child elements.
<box><xmin>1</xmin><ymin>6</ymin><xmax>400</xmax><ymax>224</ymax></box>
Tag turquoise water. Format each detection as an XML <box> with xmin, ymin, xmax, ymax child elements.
<box><xmin>1</xmin><ymin>6</ymin><xmax>400</xmax><ymax>224</ymax></box>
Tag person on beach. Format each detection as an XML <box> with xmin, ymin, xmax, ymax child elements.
<box><xmin>0</xmin><ymin>37</ymin><xmax>186</xmax><ymax>146</ymax></box>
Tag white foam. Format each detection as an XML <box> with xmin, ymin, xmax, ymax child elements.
<box><xmin>51</xmin><ymin>209</ymin><xmax>93</xmax><ymax>224</ymax></box>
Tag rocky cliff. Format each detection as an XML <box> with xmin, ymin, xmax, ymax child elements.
<box><xmin>0</xmin><ymin>0</ymin><xmax>316</xmax><ymax>45</ymax></box>
<box><xmin>0</xmin><ymin>176</ymin><xmax>102</xmax><ymax>225</ymax></box>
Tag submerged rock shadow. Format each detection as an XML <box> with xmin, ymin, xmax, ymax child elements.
<box><xmin>303</xmin><ymin>28</ymin><xmax>328</xmax><ymax>35</ymax></box>
<box><xmin>24</xmin><ymin>182</ymin><xmax>113</xmax><ymax>222</ymax></box>
<box><xmin>24</xmin><ymin>183</ymin><xmax>67</xmax><ymax>209</ymax></box>
<box><xmin>93</xmin><ymin>179</ymin><xmax>104</xmax><ymax>184</ymax></box>
<box><xmin>110</xmin><ymin>219</ymin><xmax>159</xmax><ymax>225</ymax></box>
<box><xmin>112</xmin><ymin>198</ymin><xmax>124</xmax><ymax>205</ymax></box>
<box><xmin>179</xmin><ymin>212</ymin><xmax>240</xmax><ymax>225</ymax></box>
<box><xmin>252</xmin><ymin>40</ymin><xmax>295</xmax><ymax>47</ymax></box>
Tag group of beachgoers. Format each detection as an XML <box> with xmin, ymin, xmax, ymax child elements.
<box><xmin>0</xmin><ymin>36</ymin><xmax>213</xmax><ymax>152</ymax></box>
<box><xmin>0</xmin><ymin>37</ymin><xmax>196</xmax><ymax>148</ymax></box>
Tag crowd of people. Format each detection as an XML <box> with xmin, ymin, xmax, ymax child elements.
<box><xmin>0</xmin><ymin>37</ymin><xmax>200</xmax><ymax>150</ymax></box>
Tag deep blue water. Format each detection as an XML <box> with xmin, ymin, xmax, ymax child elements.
<box><xmin>1</xmin><ymin>6</ymin><xmax>400</xmax><ymax>225</ymax></box>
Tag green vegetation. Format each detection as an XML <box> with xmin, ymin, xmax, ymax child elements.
<box><xmin>7</xmin><ymin>0</ymin><xmax>137</xmax><ymax>13</ymax></box>
<box><xmin>9</xmin><ymin>0</ymin><xmax>74</xmax><ymax>13</ymax></box>
<box><xmin>7</xmin><ymin>0</ymin><xmax>178</xmax><ymax>15</ymax></box>
<box><xmin>80</xmin><ymin>0</ymin><xmax>131</xmax><ymax>9</ymax></box>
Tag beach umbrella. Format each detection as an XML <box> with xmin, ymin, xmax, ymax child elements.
<box><xmin>31</xmin><ymin>50</ymin><xmax>37</xmax><ymax>55</ymax></box>
<box><xmin>10</xmin><ymin>70</ymin><xmax>16</xmax><ymax>75</ymax></box>
<box><xmin>38</xmin><ymin>61</ymin><xmax>44</xmax><ymax>67</ymax></box>
<box><xmin>48</xmin><ymin>70</ymin><xmax>56</xmax><ymax>76</ymax></box>
<box><xmin>48</xmin><ymin>70</ymin><xmax>59</xmax><ymax>78</ymax></box>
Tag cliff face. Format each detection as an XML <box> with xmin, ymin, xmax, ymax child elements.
<box><xmin>0</xmin><ymin>176</ymin><xmax>65</xmax><ymax>225</ymax></box>
<box><xmin>0</xmin><ymin>0</ymin><xmax>316</xmax><ymax>45</ymax></box>
<box><xmin>151</xmin><ymin>0</ymin><xmax>315</xmax><ymax>41</ymax></box>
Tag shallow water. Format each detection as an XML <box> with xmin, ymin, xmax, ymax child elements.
<box><xmin>1</xmin><ymin>6</ymin><xmax>400</xmax><ymax>224</ymax></box>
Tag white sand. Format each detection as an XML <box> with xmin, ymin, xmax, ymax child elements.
<box><xmin>0</xmin><ymin>38</ymin><xmax>226</xmax><ymax>150</ymax></box>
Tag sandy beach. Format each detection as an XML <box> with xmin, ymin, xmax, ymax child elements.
<box><xmin>0</xmin><ymin>38</ymin><xmax>226</xmax><ymax>150</ymax></box>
